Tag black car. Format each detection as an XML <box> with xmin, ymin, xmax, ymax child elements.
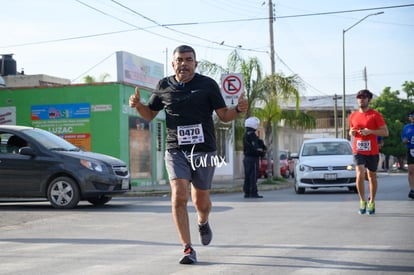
<box><xmin>0</xmin><ymin>125</ymin><xmax>130</xmax><ymax>209</ymax></box>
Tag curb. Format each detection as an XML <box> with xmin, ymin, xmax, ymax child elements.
<box><xmin>121</xmin><ymin>182</ymin><xmax>293</xmax><ymax>197</ymax></box>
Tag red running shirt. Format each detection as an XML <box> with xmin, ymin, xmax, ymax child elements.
<box><xmin>349</xmin><ymin>109</ymin><xmax>386</xmax><ymax>155</ymax></box>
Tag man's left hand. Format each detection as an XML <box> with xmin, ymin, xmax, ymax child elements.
<box><xmin>237</xmin><ymin>92</ymin><xmax>248</xmax><ymax>113</ymax></box>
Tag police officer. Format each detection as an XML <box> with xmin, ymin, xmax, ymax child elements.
<box><xmin>243</xmin><ymin>117</ymin><xmax>266</xmax><ymax>198</ymax></box>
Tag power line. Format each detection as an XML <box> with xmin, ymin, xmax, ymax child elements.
<box><xmin>3</xmin><ymin>2</ymin><xmax>412</xmax><ymax>93</ymax></box>
<box><xmin>75</xmin><ymin>0</ymin><xmax>191</xmax><ymax>46</ymax></box>
<box><xmin>3</xmin><ymin>4</ymin><xmax>412</xmax><ymax>50</ymax></box>
<box><xmin>274</xmin><ymin>53</ymin><xmax>329</xmax><ymax>96</ymax></box>
<box><xmin>0</xmin><ymin>29</ymin><xmax>138</xmax><ymax>48</ymax></box>
<box><xmin>161</xmin><ymin>4</ymin><xmax>414</xmax><ymax>26</ymax></box>
<box><xmin>109</xmin><ymin>0</ymin><xmax>267</xmax><ymax>52</ymax></box>
<box><xmin>71</xmin><ymin>52</ymin><xmax>115</xmax><ymax>82</ymax></box>
<box><xmin>275</xmin><ymin>4</ymin><xmax>414</xmax><ymax>19</ymax></box>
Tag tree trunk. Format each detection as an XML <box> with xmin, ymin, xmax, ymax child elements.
<box><xmin>264</xmin><ymin>121</ymin><xmax>273</xmax><ymax>178</ymax></box>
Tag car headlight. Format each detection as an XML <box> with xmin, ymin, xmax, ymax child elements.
<box><xmin>80</xmin><ymin>159</ymin><xmax>104</xmax><ymax>172</ymax></box>
<box><xmin>299</xmin><ymin>164</ymin><xmax>313</xmax><ymax>172</ymax></box>
<box><xmin>346</xmin><ymin>164</ymin><xmax>355</xmax><ymax>171</ymax></box>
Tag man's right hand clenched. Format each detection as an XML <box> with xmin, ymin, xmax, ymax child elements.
<box><xmin>129</xmin><ymin>87</ymin><xmax>141</xmax><ymax>108</ymax></box>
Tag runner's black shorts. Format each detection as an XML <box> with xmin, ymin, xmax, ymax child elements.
<box><xmin>406</xmin><ymin>149</ymin><xmax>414</xmax><ymax>165</ymax></box>
<box><xmin>353</xmin><ymin>154</ymin><xmax>379</xmax><ymax>172</ymax></box>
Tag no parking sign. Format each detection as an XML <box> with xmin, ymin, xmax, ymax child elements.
<box><xmin>220</xmin><ymin>73</ymin><xmax>244</xmax><ymax>106</ymax></box>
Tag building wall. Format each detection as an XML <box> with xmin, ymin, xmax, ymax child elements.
<box><xmin>0</xmin><ymin>82</ymin><xmax>167</xmax><ymax>188</ymax></box>
<box><xmin>3</xmin><ymin>74</ymin><xmax>70</xmax><ymax>87</ymax></box>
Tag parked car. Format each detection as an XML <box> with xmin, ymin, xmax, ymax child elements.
<box><xmin>293</xmin><ymin>138</ymin><xmax>356</xmax><ymax>194</ymax></box>
<box><xmin>288</xmin><ymin>153</ymin><xmax>298</xmax><ymax>178</ymax></box>
<box><xmin>279</xmin><ymin>150</ymin><xmax>290</xmax><ymax>178</ymax></box>
<box><xmin>258</xmin><ymin>157</ymin><xmax>272</xmax><ymax>178</ymax></box>
<box><xmin>258</xmin><ymin>150</ymin><xmax>291</xmax><ymax>178</ymax></box>
<box><xmin>0</xmin><ymin>125</ymin><xmax>130</xmax><ymax>209</ymax></box>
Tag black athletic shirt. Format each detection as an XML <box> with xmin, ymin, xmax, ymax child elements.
<box><xmin>148</xmin><ymin>73</ymin><xmax>226</xmax><ymax>152</ymax></box>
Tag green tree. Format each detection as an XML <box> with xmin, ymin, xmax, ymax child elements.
<box><xmin>82</xmin><ymin>73</ymin><xmax>110</xmax><ymax>84</ymax></box>
<box><xmin>198</xmin><ymin>50</ymin><xmax>263</xmax><ymax>118</ymax></box>
<box><xmin>198</xmin><ymin>50</ymin><xmax>264</xmax><ymax>152</ymax></box>
<box><xmin>199</xmin><ymin>51</ymin><xmax>316</xmax><ymax>177</ymax></box>
<box><xmin>370</xmin><ymin>86</ymin><xmax>412</xmax><ymax>168</ymax></box>
<box><xmin>253</xmin><ymin>73</ymin><xmax>316</xmax><ymax>177</ymax></box>
<box><xmin>83</xmin><ymin>75</ymin><xmax>95</xmax><ymax>84</ymax></box>
<box><xmin>402</xmin><ymin>80</ymin><xmax>414</xmax><ymax>102</ymax></box>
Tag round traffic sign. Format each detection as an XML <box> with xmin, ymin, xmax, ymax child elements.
<box><xmin>222</xmin><ymin>75</ymin><xmax>242</xmax><ymax>95</ymax></box>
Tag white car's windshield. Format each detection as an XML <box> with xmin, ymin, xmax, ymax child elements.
<box><xmin>302</xmin><ymin>142</ymin><xmax>352</xmax><ymax>156</ymax></box>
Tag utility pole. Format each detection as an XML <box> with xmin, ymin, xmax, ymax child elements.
<box><xmin>268</xmin><ymin>0</ymin><xmax>280</xmax><ymax>177</ymax></box>
<box><xmin>268</xmin><ymin>0</ymin><xmax>275</xmax><ymax>74</ymax></box>
<box><xmin>333</xmin><ymin>94</ymin><xmax>338</xmax><ymax>138</ymax></box>
<box><xmin>363</xmin><ymin>66</ymin><xmax>367</xmax><ymax>89</ymax></box>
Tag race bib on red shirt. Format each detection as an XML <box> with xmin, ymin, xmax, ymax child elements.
<box><xmin>357</xmin><ymin>140</ymin><xmax>371</xmax><ymax>151</ymax></box>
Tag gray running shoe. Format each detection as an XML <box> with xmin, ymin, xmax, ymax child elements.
<box><xmin>179</xmin><ymin>246</ymin><xmax>197</xmax><ymax>264</ymax></box>
<box><xmin>199</xmin><ymin>221</ymin><xmax>213</xmax><ymax>246</ymax></box>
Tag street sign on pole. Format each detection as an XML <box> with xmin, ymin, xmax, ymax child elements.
<box><xmin>220</xmin><ymin>73</ymin><xmax>244</xmax><ymax>106</ymax></box>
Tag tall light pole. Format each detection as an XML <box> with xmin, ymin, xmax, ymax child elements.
<box><xmin>342</xmin><ymin>11</ymin><xmax>384</xmax><ymax>138</ymax></box>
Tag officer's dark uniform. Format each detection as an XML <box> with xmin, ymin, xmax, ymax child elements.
<box><xmin>243</xmin><ymin>126</ymin><xmax>266</xmax><ymax>198</ymax></box>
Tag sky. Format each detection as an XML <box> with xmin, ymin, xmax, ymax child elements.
<box><xmin>2</xmin><ymin>0</ymin><xmax>414</xmax><ymax>99</ymax></box>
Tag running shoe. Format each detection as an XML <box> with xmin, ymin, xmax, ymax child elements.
<box><xmin>179</xmin><ymin>245</ymin><xmax>197</xmax><ymax>264</ymax></box>
<box><xmin>367</xmin><ymin>201</ymin><xmax>375</xmax><ymax>215</ymax></box>
<box><xmin>409</xmin><ymin>191</ymin><xmax>414</xmax><ymax>199</ymax></box>
<box><xmin>358</xmin><ymin>200</ymin><xmax>367</xmax><ymax>215</ymax></box>
<box><xmin>199</xmin><ymin>221</ymin><xmax>213</xmax><ymax>246</ymax></box>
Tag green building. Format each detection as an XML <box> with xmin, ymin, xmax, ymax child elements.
<box><xmin>0</xmin><ymin>82</ymin><xmax>167</xmax><ymax>188</ymax></box>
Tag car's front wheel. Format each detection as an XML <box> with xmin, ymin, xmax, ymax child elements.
<box><xmin>87</xmin><ymin>196</ymin><xmax>112</xmax><ymax>206</ymax></box>
<box><xmin>294</xmin><ymin>178</ymin><xmax>305</xmax><ymax>194</ymax></box>
<box><xmin>47</xmin><ymin>176</ymin><xmax>80</xmax><ymax>209</ymax></box>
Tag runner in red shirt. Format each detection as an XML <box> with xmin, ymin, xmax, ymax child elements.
<box><xmin>349</xmin><ymin>89</ymin><xmax>389</xmax><ymax>215</ymax></box>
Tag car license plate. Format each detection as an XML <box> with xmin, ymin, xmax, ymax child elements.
<box><xmin>324</xmin><ymin>173</ymin><xmax>337</xmax><ymax>180</ymax></box>
<box><xmin>121</xmin><ymin>179</ymin><xmax>129</xmax><ymax>189</ymax></box>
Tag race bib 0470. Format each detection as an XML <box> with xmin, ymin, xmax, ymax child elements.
<box><xmin>177</xmin><ymin>124</ymin><xmax>205</xmax><ymax>145</ymax></box>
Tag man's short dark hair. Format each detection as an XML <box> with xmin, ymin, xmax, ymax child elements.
<box><xmin>173</xmin><ymin>45</ymin><xmax>196</xmax><ymax>59</ymax></box>
<box><xmin>356</xmin><ymin>89</ymin><xmax>373</xmax><ymax>99</ymax></box>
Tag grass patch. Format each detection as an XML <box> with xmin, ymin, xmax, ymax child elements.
<box><xmin>260</xmin><ymin>176</ymin><xmax>288</xmax><ymax>185</ymax></box>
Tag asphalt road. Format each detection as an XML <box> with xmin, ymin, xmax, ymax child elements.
<box><xmin>0</xmin><ymin>173</ymin><xmax>413</xmax><ymax>275</ymax></box>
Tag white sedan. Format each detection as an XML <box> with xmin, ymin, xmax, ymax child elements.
<box><xmin>293</xmin><ymin>138</ymin><xmax>357</xmax><ymax>194</ymax></box>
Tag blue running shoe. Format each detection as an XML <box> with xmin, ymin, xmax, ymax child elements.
<box><xmin>358</xmin><ymin>201</ymin><xmax>367</xmax><ymax>215</ymax></box>
<box><xmin>367</xmin><ymin>202</ymin><xmax>375</xmax><ymax>215</ymax></box>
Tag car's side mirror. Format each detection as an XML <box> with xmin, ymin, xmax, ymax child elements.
<box><xmin>19</xmin><ymin>147</ymin><xmax>36</xmax><ymax>156</ymax></box>
<box><xmin>290</xmin><ymin>153</ymin><xmax>299</xmax><ymax>159</ymax></box>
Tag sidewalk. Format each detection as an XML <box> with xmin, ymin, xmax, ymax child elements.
<box><xmin>123</xmin><ymin>171</ymin><xmax>395</xmax><ymax>197</ymax></box>
<box><xmin>124</xmin><ymin>178</ymin><xmax>293</xmax><ymax>197</ymax></box>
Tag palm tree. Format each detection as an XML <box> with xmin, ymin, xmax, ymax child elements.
<box><xmin>198</xmin><ymin>50</ymin><xmax>263</xmax><ymax>118</ymax></box>
<box><xmin>199</xmin><ymin>51</ymin><xmax>316</xmax><ymax>177</ymax></box>
<box><xmin>198</xmin><ymin>50</ymin><xmax>265</xmax><ymax>153</ymax></box>
<box><xmin>253</xmin><ymin>73</ymin><xmax>316</xmax><ymax>177</ymax></box>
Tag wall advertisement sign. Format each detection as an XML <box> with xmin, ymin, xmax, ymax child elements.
<box><xmin>31</xmin><ymin>103</ymin><xmax>91</xmax><ymax>150</ymax></box>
